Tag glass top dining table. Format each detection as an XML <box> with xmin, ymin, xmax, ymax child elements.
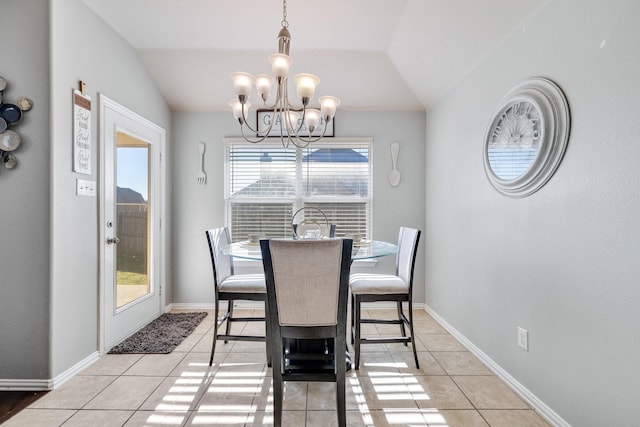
<box><xmin>223</xmin><ymin>239</ymin><xmax>398</xmax><ymax>261</ymax></box>
<box><xmin>224</xmin><ymin>238</ymin><xmax>396</xmax><ymax>373</ymax></box>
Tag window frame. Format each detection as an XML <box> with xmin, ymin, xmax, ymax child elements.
<box><xmin>224</xmin><ymin>137</ymin><xmax>373</xmax><ymax>242</ymax></box>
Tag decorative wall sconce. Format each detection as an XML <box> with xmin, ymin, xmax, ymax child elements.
<box><xmin>388</xmin><ymin>142</ymin><xmax>401</xmax><ymax>187</ymax></box>
<box><xmin>0</xmin><ymin>75</ymin><xmax>33</xmax><ymax>172</ymax></box>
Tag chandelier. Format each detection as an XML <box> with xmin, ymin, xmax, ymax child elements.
<box><xmin>229</xmin><ymin>0</ymin><xmax>340</xmax><ymax>148</ymax></box>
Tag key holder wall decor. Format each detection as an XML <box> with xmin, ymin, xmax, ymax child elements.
<box><xmin>0</xmin><ymin>75</ymin><xmax>33</xmax><ymax>173</ymax></box>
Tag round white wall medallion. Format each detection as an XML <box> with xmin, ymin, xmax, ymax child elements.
<box><xmin>483</xmin><ymin>77</ymin><xmax>570</xmax><ymax>198</ymax></box>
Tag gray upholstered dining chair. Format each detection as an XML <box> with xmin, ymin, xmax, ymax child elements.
<box><xmin>260</xmin><ymin>238</ymin><xmax>353</xmax><ymax>427</ymax></box>
<box><xmin>205</xmin><ymin>227</ymin><xmax>268</xmax><ymax>366</ymax></box>
<box><xmin>349</xmin><ymin>227</ymin><xmax>421</xmax><ymax>370</ymax></box>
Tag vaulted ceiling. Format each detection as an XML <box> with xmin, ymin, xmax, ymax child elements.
<box><xmin>81</xmin><ymin>0</ymin><xmax>544</xmax><ymax>112</ymax></box>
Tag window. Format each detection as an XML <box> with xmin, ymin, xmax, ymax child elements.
<box><xmin>225</xmin><ymin>138</ymin><xmax>372</xmax><ymax>243</ymax></box>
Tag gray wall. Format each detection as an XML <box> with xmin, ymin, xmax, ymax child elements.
<box><xmin>49</xmin><ymin>0</ymin><xmax>171</xmax><ymax>377</ymax></box>
<box><xmin>171</xmin><ymin>111</ymin><xmax>426</xmax><ymax>305</ymax></box>
<box><xmin>0</xmin><ymin>0</ymin><xmax>171</xmax><ymax>382</ymax></box>
<box><xmin>424</xmin><ymin>0</ymin><xmax>640</xmax><ymax>425</ymax></box>
<box><xmin>0</xmin><ymin>0</ymin><xmax>51</xmax><ymax>380</ymax></box>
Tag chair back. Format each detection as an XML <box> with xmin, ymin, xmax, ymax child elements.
<box><xmin>206</xmin><ymin>227</ymin><xmax>234</xmax><ymax>287</ymax></box>
<box><xmin>261</xmin><ymin>239</ymin><xmax>352</xmax><ymax>327</ymax></box>
<box><xmin>396</xmin><ymin>227</ymin><xmax>421</xmax><ymax>288</ymax></box>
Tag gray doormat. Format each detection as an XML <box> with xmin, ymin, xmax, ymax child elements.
<box><xmin>108</xmin><ymin>312</ymin><xmax>208</xmax><ymax>354</ymax></box>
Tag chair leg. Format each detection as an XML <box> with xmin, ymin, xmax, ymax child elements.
<box><xmin>397</xmin><ymin>301</ymin><xmax>407</xmax><ymax>346</ymax></box>
<box><xmin>272</xmin><ymin>339</ymin><xmax>283</xmax><ymax>427</ymax></box>
<box><xmin>272</xmin><ymin>377</ymin><xmax>283</xmax><ymax>427</ymax></box>
<box><xmin>354</xmin><ymin>295</ymin><xmax>361</xmax><ymax>370</ymax></box>
<box><xmin>209</xmin><ymin>299</ymin><xmax>221</xmax><ymax>366</ymax></box>
<box><xmin>224</xmin><ymin>300</ymin><xmax>233</xmax><ymax>343</ymax></box>
<box><xmin>350</xmin><ymin>293</ymin><xmax>355</xmax><ymax>345</ymax></box>
<box><xmin>407</xmin><ymin>301</ymin><xmax>420</xmax><ymax>369</ymax></box>
<box><xmin>336</xmin><ymin>337</ymin><xmax>347</xmax><ymax>427</ymax></box>
<box><xmin>265</xmin><ymin>303</ymin><xmax>272</xmax><ymax>367</ymax></box>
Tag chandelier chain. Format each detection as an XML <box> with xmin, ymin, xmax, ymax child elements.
<box><xmin>281</xmin><ymin>0</ymin><xmax>289</xmax><ymax>28</ymax></box>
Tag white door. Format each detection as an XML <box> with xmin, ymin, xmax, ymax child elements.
<box><xmin>99</xmin><ymin>95</ymin><xmax>166</xmax><ymax>352</ymax></box>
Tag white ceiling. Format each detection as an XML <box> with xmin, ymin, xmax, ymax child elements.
<box><xmin>81</xmin><ymin>0</ymin><xmax>544</xmax><ymax>112</ymax></box>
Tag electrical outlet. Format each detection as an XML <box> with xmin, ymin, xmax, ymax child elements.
<box><xmin>518</xmin><ymin>327</ymin><xmax>528</xmax><ymax>351</ymax></box>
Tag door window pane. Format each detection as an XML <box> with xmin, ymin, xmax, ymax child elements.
<box><xmin>116</xmin><ymin>134</ymin><xmax>150</xmax><ymax>308</ymax></box>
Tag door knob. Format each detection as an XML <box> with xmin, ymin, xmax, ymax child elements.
<box><xmin>107</xmin><ymin>237</ymin><xmax>120</xmax><ymax>244</ymax></box>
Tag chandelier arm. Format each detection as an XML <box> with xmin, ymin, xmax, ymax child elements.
<box><xmin>279</xmin><ymin>83</ymin><xmax>307</xmax><ymax>137</ymax></box>
<box><xmin>282</xmin><ymin>127</ymin><xmax>309</xmax><ymax>149</ymax></box>
<box><xmin>294</xmin><ymin>118</ymin><xmax>332</xmax><ymax>146</ymax></box>
<box><xmin>239</xmin><ymin>124</ymin><xmax>272</xmax><ymax>144</ymax></box>
<box><xmin>261</xmin><ymin>99</ymin><xmax>279</xmax><ymax>110</ymax></box>
<box><xmin>266</xmin><ymin>94</ymin><xmax>287</xmax><ymax>148</ymax></box>
<box><xmin>293</xmin><ymin>106</ymin><xmax>307</xmax><ymax>135</ymax></box>
<box><xmin>256</xmin><ymin>105</ymin><xmax>282</xmax><ymax>136</ymax></box>
<box><xmin>239</xmin><ymin>105</ymin><xmax>285</xmax><ymax>142</ymax></box>
<box><xmin>275</xmin><ymin>115</ymin><xmax>293</xmax><ymax>149</ymax></box>
<box><xmin>285</xmin><ymin>98</ymin><xmax>304</xmax><ymax>110</ymax></box>
<box><xmin>285</xmin><ymin>104</ymin><xmax>307</xmax><ymax>139</ymax></box>
<box><xmin>289</xmin><ymin>138</ymin><xmax>312</xmax><ymax>149</ymax></box>
<box><xmin>238</xmin><ymin>102</ymin><xmax>259</xmax><ymax>134</ymax></box>
<box><xmin>279</xmin><ymin>133</ymin><xmax>292</xmax><ymax>149</ymax></box>
<box><xmin>289</xmin><ymin>130</ymin><xmax>325</xmax><ymax>147</ymax></box>
<box><xmin>261</xmin><ymin>77</ymin><xmax>285</xmax><ymax>111</ymax></box>
<box><xmin>238</xmin><ymin>117</ymin><xmax>259</xmax><ymax>135</ymax></box>
<box><xmin>238</xmin><ymin>100</ymin><xmax>281</xmax><ymax>137</ymax></box>
<box><xmin>285</xmin><ymin>101</ymin><xmax>304</xmax><ymax>110</ymax></box>
<box><xmin>280</xmin><ymin>81</ymin><xmax>303</xmax><ymax>112</ymax></box>
<box><xmin>278</xmin><ymin>107</ymin><xmax>288</xmax><ymax>137</ymax></box>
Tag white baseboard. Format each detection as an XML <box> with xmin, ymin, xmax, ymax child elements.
<box><xmin>50</xmin><ymin>351</ymin><xmax>100</xmax><ymax>389</ymax></box>
<box><xmin>171</xmin><ymin>302</ymin><xmax>425</xmax><ymax>311</ymax></box>
<box><xmin>0</xmin><ymin>351</ymin><xmax>100</xmax><ymax>391</ymax></box>
<box><xmin>0</xmin><ymin>378</ymin><xmax>51</xmax><ymax>391</ymax></box>
<box><xmin>424</xmin><ymin>305</ymin><xmax>570</xmax><ymax>427</ymax></box>
<box><xmin>170</xmin><ymin>302</ymin><xmax>216</xmax><ymax>310</ymax></box>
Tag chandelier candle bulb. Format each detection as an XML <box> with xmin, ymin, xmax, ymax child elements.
<box><xmin>295</xmin><ymin>73</ymin><xmax>320</xmax><ymax>103</ymax></box>
<box><xmin>230</xmin><ymin>72</ymin><xmax>254</xmax><ymax>97</ymax></box>
<box><xmin>269</xmin><ymin>54</ymin><xmax>293</xmax><ymax>77</ymax></box>
<box><xmin>319</xmin><ymin>96</ymin><xmax>340</xmax><ymax>120</ymax></box>
<box><xmin>255</xmin><ymin>74</ymin><xmax>274</xmax><ymax>101</ymax></box>
<box><xmin>304</xmin><ymin>109</ymin><xmax>321</xmax><ymax>132</ymax></box>
<box><xmin>229</xmin><ymin>99</ymin><xmax>250</xmax><ymax>124</ymax></box>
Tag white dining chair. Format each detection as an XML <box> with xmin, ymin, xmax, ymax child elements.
<box><xmin>349</xmin><ymin>227</ymin><xmax>422</xmax><ymax>369</ymax></box>
<box><xmin>205</xmin><ymin>227</ymin><xmax>268</xmax><ymax>366</ymax></box>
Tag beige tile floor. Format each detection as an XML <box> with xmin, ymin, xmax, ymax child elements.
<box><xmin>4</xmin><ymin>309</ymin><xmax>550</xmax><ymax>427</ymax></box>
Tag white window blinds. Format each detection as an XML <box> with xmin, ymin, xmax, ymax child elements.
<box><xmin>225</xmin><ymin>139</ymin><xmax>372</xmax><ymax>242</ymax></box>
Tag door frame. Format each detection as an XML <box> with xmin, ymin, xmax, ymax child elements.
<box><xmin>98</xmin><ymin>94</ymin><xmax>167</xmax><ymax>354</ymax></box>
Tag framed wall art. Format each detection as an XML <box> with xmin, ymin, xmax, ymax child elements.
<box><xmin>256</xmin><ymin>109</ymin><xmax>334</xmax><ymax>137</ymax></box>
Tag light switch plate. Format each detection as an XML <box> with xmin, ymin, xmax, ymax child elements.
<box><xmin>77</xmin><ymin>179</ymin><xmax>96</xmax><ymax>197</ymax></box>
